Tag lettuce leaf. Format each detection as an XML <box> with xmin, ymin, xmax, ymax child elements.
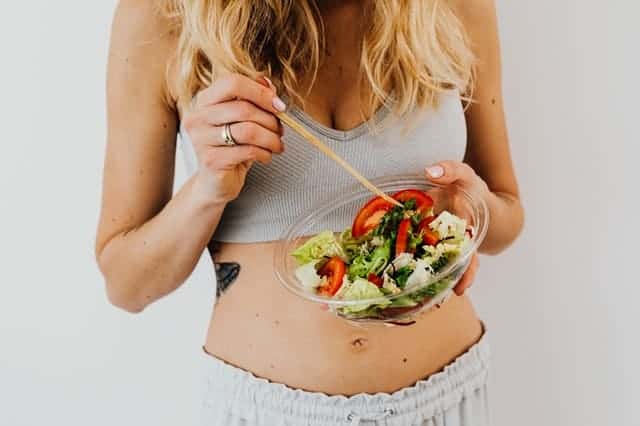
<box><xmin>291</xmin><ymin>231</ymin><xmax>345</xmax><ymax>264</ymax></box>
<box><xmin>347</xmin><ymin>239</ymin><xmax>391</xmax><ymax>280</ymax></box>
<box><xmin>339</xmin><ymin>278</ymin><xmax>390</xmax><ymax>314</ymax></box>
<box><xmin>294</xmin><ymin>261</ymin><xmax>325</xmax><ymax>290</ymax></box>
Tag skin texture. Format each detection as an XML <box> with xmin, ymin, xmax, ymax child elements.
<box><xmin>97</xmin><ymin>0</ymin><xmax>523</xmax><ymax>395</ymax></box>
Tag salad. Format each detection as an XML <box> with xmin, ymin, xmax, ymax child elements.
<box><xmin>291</xmin><ymin>189</ymin><xmax>474</xmax><ymax>320</ymax></box>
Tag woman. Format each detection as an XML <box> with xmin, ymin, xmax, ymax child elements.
<box><xmin>97</xmin><ymin>0</ymin><xmax>523</xmax><ymax>424</ymax></box>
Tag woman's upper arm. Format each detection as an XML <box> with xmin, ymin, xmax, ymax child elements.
<box><xmin>454</xmin><ymin>0</ymin><xmax>520</xmax><ymax>199</ymax></box>
<box><xmin>97</xmin><ymin>0</ymin><xmax>179</xmax><ymax>255</ymax></box>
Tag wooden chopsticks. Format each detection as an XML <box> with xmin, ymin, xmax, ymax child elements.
<box><xmin>277</xmin><ymin>112</ymin><xmax>402</xmax><ymax>207</ymax></box>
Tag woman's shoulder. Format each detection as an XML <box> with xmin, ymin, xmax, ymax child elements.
<box><xmin>109</xmin><ymin>0</ymin><xmax>180</xmax><ymax>106</ymax></box>
<box><xmin>448</xmin><ymin>0</ymin><xmax>497</xmax><ymax>32</ymax></box>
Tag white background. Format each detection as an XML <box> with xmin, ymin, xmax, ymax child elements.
<box><xmin>0</xmin><ymin>1</ymin><xmax>637</xmax><ymax>425</ymax></box>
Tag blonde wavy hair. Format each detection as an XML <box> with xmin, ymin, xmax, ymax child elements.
<box><xmin>161</xmin><ymin>0</ymin><xmax>475</xmax><ymax>119</ymax></box>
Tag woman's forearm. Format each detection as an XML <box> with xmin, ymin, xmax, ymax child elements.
<box><xmin>479</xmin><ymin>190</ymin><xmax>524</xmax><ymax>255</ymax></box>
<box><xmin>97</xmin><ymin>174</ymin><xmax>225</xmax><ymax>313</ymax></box>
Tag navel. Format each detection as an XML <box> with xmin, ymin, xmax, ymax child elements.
<box><xmin>349</xmin><ymin>336</ymin><xmax>369</xmax><ymax>352</ymax></box>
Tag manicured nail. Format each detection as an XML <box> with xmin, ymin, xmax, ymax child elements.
<box><xmin>273</xmin><ymin>96</ymin><xmax>287</xmax><ymax>112</ymax></box>
<box><xmin>426</xmin><ymin>165</ymin><xmax>444</xmax><ymax>178</ymax></box>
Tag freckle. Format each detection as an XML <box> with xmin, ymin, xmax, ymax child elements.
<box><xmin>491</xmin><ymin>98</ymin><xmax>496</xmax><ymax>105</ymax></box>
<box><xmin>255</xmin><ymin>313</ymin><xmax>260</xmax><ymax>318</ymax></box>
<box><xmin>269</xmin><ymin>364</ymin><xmax>275</xmax><ymax>369</ymax></box>
<box><xmin>162</xmin><ymin>123</ymin><xmax>168</xmax><ymax>129</ymax></box>
<box><xmin>274</xmin><ymin>320</ymin><xmax>280</xmax><ymax>326</ymax></box>
<box><xmin>143</xmin><ymin>240</ymin><xmax>147</xmax><ymax>246</ymax></box>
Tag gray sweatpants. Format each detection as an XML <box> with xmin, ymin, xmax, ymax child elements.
<box><xmin>200</xmin><ymin>332</ymin><xmax>491</xmax><ymax>426</ymax></box>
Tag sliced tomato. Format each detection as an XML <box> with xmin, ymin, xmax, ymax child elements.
<box><xmin>395</xmin><ymin>218</ymin><xmax>413</xmax><ymax>256</ymax></box>
<box><xmin>317</xmin><ymin>257</ymin><xmax>346</xmax><ymax>296</ymax></box>
<box><xmin>392</xmin><ymin>190</ymin><xmax>434</xmax><ymax>213</ymax></box>
<box><xmin>422</xmin><ymin>230</ymin><xmax>439</xmax><ymax>246</ymax></box>
<box><xmin>417</xmin><ymin>216</ymin><xmax>439</xmax><ymax>246</ymax></box>
<box><xmin>367</xmin><ymin>273</ymin><xmax>384</xmax><ymax>287</ymax></box>
<box><xmin>420</xmin><ymin>215</ymin><xmax>437</xmax><ymax>227</ymax></box>
<box><xmin>351</xmin><ymin>196</ymin><xmax>393</xmax><ymax>238</ymax></box>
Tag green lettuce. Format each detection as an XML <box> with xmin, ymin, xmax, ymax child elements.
<box><xmin>291</xmin><ymin>231</ymin><xmax>345</xmax><ymax>265</ymax></box>
<box><xmin>339</xmin><ymin>229</ymin><xmax>372</xmax><ymax>262</ymax></box>
<box><xmin>340</xmin><ymin>278</ymin><xmax>390</xmax><ymax>314</ymax></box>
<box><xmin>409</xmin><ymin>278</ymin><xmax>452</xmax><ymax>302</ymax></box>
<box><xmin>348</xmin><ymin>239</ymin><xmax>391</xmax><ymax>280</ymax></box>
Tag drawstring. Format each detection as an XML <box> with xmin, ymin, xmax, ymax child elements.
<box><xmin>346</xmin><ymin>408</ymin><xmax>395</xmax><ymax>425</ymax></box>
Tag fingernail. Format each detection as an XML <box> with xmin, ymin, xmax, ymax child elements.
<box><xmin>426</xmin><ymin>165</ymin><xmax>444</xmax><ymax>178</ymax></box>
<box><xmin>273</xmin><ymin>96</ymin><xmax>287</xmax><ymax>112</ymax></box>
<box><xmin>263</xmin><ymin>76</ymin><xmax>277</xmax><ymax>92</ymax></box>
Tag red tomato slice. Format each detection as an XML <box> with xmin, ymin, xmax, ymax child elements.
<box><xmin>417</xmin><ymin>216</ymin><xmax>439</xmax><ymax>246</ymax></box>
<box><xmin>317</xmin><ymin>257</ymin><xmax>347</xmax><ymax>296</ymax></box>
<box><xmin>422</xmin><ymin>230</ymin><xmax>439</xmax><ymax>246</ymax></box>
<box><xmin>351</xmin><ymin>196</ymin><xmax>393</xmax><ymax>238</ymax></box>
<box><xmin>420</xmin><ymin>215</ymin><xmax>436</xmax><ymax>226</ymax></box>
<box><xmin>392</xmin><ymin>190</ymin><xmax>434</xmax><ymax>213</ymax></box>
<box><xmin>395</xmin><ymin>218</ymin><xmax>413</xmax><ymax>256</ymax></box>
<box><xmin>367</xmin><ymin>273</ymin><xmax>384</xmax><ymax>287</ymax></box>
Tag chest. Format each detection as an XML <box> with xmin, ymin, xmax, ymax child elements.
<box><xmin>248</xmin><ymin>91</ymin><xmax>467</xmax><ymax>197</ymax></box>
<box><xmin>210</xmin><ymin>91</ymin><xmax>467</xmax><ymax>242</ymax></box>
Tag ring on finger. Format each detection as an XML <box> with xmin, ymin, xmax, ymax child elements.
<box><xmin>221</xmin><ymin>123</ymin><xmax>237</xmax><ymax>146</ymax></box>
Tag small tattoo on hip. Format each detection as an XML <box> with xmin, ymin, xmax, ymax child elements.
<box><xmin>214</xmin><ymin>262</ymin><xmax>240</xmax><ymax>296</ymax></box>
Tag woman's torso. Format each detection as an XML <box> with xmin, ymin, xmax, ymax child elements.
<box><xmin>178</xmin><ymin>90</ymin><xmax>483</xmax><ymax>396</ymax></box>
<box><xmin>175</xmin><ymin>3</ymin><xmax>481</xmax><ymax>394</ymax></box>
<box><xmin>206</xmin><ymin>241</ymin><xmax>483</xmax><ymax>396</ymax></box>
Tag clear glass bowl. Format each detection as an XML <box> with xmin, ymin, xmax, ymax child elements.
<box><xmin>273</xmin><ymin>174</ymin><xmax>489</xmax><ymax>324</ymax></box>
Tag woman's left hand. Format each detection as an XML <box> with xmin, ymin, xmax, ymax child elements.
<box><xmin>424</xmin><ymin>161</ymin><xmax>490</xmax><ymax>296</ymax></box>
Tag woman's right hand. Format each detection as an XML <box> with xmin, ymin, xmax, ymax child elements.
<box><xmin>183</xmin><ymin>74</ymin><xmax>287</xmax><ymax>206</ymax></box>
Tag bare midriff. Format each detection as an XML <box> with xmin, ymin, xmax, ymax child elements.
<box><xmin>203</xmin><ymin>241</ymin><xmax>483</xmax><ymax>396</ymax></box>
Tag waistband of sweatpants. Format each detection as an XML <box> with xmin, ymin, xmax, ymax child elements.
<box><xmin>201</xmin><ymin>328</ymin><xmax>490</xmax><ymax>425</ymax></box>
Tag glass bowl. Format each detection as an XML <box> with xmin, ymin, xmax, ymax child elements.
<box><xmin>273</xmin><ymin>174</ymin><xmax>489</xmax><ymax>324</ymax></box>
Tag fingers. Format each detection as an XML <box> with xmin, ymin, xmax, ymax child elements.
<box><xmin>196</xmin><ymin>100</ymin><xmax>281</xmax><ymax>134</ymax></box>
<box><xmin>202</xmin><ymin>145</ymin><xmax>273</xmax><ymax>169</ymax></box>
<box><xmin>196</xmin><ymin>74</ymin><xmax>287</xmax><ymax>114</ymax></box>
<box><xmin>425</xmin><ymin>160</ymin><xmax>477</xmax><ymax>186</ymax></box>
<box><xmin>190</xmin><ymin>121</ymin><xmax>283</xmax><ymax>153</ymax></box>
<box><xmin>453</xmin><ymin>254</ymin><xmax>479</xmax><ymax>296</ymax></box>
<box><xmin>226</xmin><ymin>122</ymin><xmax>284</xmax><ymax>153</ymax></box>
